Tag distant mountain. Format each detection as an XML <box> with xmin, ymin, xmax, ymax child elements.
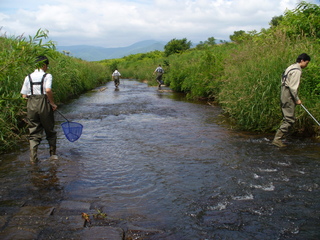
<box><xmin>56</xmin><ymin>40</ymin><xmax>167</xmax><ymax>61</ymax></box>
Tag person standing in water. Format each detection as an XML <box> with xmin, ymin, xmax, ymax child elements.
<box><xmin>112</xmin><ymin>69</ymin><xmax>121</xmax><ymax>88</ymax></box>
<box><xmin>21</xmin><ymin>56</ymin><xmax>58</xmax><ymax>163</ymax></box>
<box><xmin>272</xmin><ymin>53</ymin><xmax>311</xmax><ymax>147</ymax></box>
<box><xmin>153</xmin><ymin>64</ymin><xmax>164</xmax><ymax>88</ymax></box>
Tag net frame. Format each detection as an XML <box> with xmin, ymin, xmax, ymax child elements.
<box><xmin>61</xmin><ymin>121</ymin><xmax>83</xmax><ymax>142</ymax></box>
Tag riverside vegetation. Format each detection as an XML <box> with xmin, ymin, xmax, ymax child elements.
<box><xmin>1</xmin><ymin>1</ymin><xmax>319</xmax><ymax>153</ymax></box>
<box><xmin>0</xmin><ymin>29</ymin><xmax>107</xmax><ymax>153</ymax></box>
<box><xmin>101</xmin><ymin>1</ymin><xmax>319</xmax><ymax>133</ymax></box>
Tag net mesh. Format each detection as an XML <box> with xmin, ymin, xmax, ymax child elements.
<box><xmin>61</xmin><ymin>121</ymin><xmax>83</xmax><ymax>142</ymax></box>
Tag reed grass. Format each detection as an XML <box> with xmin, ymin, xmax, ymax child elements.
<box><xmin>0</xmin><ymin>30</ymin><xmax>107</xmax><ymax>153</ymax></box>
<box><xmin>105</xmin><ymin>31</ymin><xmax>319</xmax><ymax>135</ymax></box>
<box><xmin>219</xmin><ymin>31</ymin><xmax>320</xmax><ymax>132</ymax></box>
<box><xmin>2</xmin><ymin>12</ymin><xmax>320</xmax><ymax>153</ymax></box>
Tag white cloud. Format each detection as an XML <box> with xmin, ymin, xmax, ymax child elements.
<box><xmin>0</xmin><ymin>0</ymin><xmax>317</xmax><ymax>47</ymax></box>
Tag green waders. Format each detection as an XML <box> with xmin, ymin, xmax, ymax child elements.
<box><xmin>272</xmin><ymin>86</ymin><xmax>296</xmax><ymax>147</ymax></box>
<box><xmin>114</xmin><ymin>77</ymin><xmax>120</xmax><ymax>87</ymax></box>
<box><xmin>156</xmin><ymin>72</ymin><xmax>163</xmax><ymax>87</ymax></box>
<box><xmin>27</xmin><ymin>95</ymin><xmax>57</xmax><ymax>162</ymax></box>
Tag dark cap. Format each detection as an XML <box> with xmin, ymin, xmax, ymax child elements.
<box><xmin>36</xmin><ymin>56</ymin><xmax>49</xmax><ymax>65</ymax></box>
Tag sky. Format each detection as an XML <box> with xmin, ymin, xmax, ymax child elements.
<box><xmin>0</xmin><ymin>0</ymin><xmax>319</xmax><ymax>48</ymax></box>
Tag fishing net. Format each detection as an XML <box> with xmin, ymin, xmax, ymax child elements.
<box><xmin>61</xmin><ymin>121</ymin><xmax>83</xmax><ymax>142</ymax></box>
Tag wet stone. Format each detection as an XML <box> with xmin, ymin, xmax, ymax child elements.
<box><xmin>0</xmin><ymin>215</ymin><xmax>8</xmax><ymax>228</ymax></box>
<box><xmin>126</xmin><ymin>224</ymin><xmax>165</xmax><ymax>239</ymax></box>
<box><xmin>14</xmin><ymin>206</ymin><xmax>55</xmax><ymax>216</ymax></box>
<box><xmin>80</xmin><ymin>226</ymin><xmax>124</xmax><ymax>240</ymax></box>
<box><xmin>59</xmin><ymin>200</ymin><xmax>91</xmax><ymax>211</ymax></box>
<box><xmin>7</xmin><ymin>206</ymin><xmax>55</xmax><ymax>228</ymax></box>
<box><xmin>8</xmin><ymin>215</ymin><xmax>48</xmax><ymax>228</ymax></box>
<box><xmin>0</xmin><ymin>226</ymin><xmax>38</xmax><ymax>240</ymax></box>
<box><xmin>56</xmin><ymin>215</ymin><xmax>85</xmax><ymax>229</ymax></box>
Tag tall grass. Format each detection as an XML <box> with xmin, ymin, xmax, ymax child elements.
<box><xmin>219</xmin><ymin>31</ymin><xmax>320</xmax><ymax>133</ymax></box>
<box><xmin>165</xmin><ymin>43</ymin><xmax>237</xmax><ymax>99</ymax></box>
<box><xmin>50</xmin><ymin>56</ymin><xmax>107</xmax><ymax>103</ymax></box>
<box><xmin>102</xmin><ymin>31</ymin><xmax>319</xmax><ymax>135</ymax></box>
<box><xmin>111</xmin><ymin>43</ymin><xmax>237</xmax><ymax>100</ymax></box>
<box><xmin>0</xmin><ymin>29</ymin><xmax>107</xmax><ymax>153</ymax></box>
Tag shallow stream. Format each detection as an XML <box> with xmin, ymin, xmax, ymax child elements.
<box><xmin>1</xmin><ymin>80</ymin><xmax>320</xmax><ymax>239</ymax></box>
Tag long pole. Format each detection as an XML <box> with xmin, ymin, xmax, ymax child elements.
<box><xmin>301</xmin><ymin>104</ymin><xmax>320</xmax><ymax>126</ymax></box>
<box><xmin>56</xmin><ymin>109</ymin><xmax>70</xmax><ymax>122</ymax></box>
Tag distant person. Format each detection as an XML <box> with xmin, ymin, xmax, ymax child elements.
<box><xmin>272</xmin><ymin>53</ymin><xmax>311</xmax><ymax>147</ymax></box>
<box><xmin>153</xmin><ymin>64</ymin><xmax>164</xmax><ymax>88</ymax></box>
<box><xmin>20</xmin><ymin>56</ymin><xmax>58</xmax><ymax>163</ymax></box>
<box><xmin>112</xmin><ymin>69</ymin><xmax>121</xmax><ymax>88</ymax></box>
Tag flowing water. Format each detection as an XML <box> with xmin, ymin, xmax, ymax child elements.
<box><xmin>1</xmin><ymin>80</ymin><xmax>320</xmax><ymax>239</ymax></box>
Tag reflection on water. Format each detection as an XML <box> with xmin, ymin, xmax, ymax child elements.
<box><xmin>1</xmin><ymin>80</ymin><xmax>320</xmax><ymax>239</ymax></box>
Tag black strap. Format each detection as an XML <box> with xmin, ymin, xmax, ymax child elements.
<box><xmin>281</xmin><ymin>68</ymin><xmax>300</xmax><ymax>86</ymax></box>
<box><xmin>28</xmin><ymin>73</ymin><xmax>47</xmax><ymax>95</ymax></box>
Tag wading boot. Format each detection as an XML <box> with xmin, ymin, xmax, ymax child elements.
<box><xmin>30</xmin><ymin>146</ymin><xmax>39</xmax><ymax>164</ymax></box>
<box><xmin>272</xmin><ymin>129</ymin><xmax>286</xmax><ymax>147</ymax></box>
<box><xmin>49</xmin><ymin>146</ymin><xmax>58</xmax><ymax>160</ymax></box>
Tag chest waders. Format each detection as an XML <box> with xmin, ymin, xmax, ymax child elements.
<box><xmin>279</xmin><ymin>68</ymin><xmax>301</xmax><ymax>134</ymax></box>
<box><xmin>272</xmin><ymin>68</ymin><xmax>301</xmax><ymax>147</ymax></box>
<box><xmin>156</xmin><ymin>71</ymin><xmax>163</xmax><ymax>87</ymax></box>
<box><xmin>27</xmin><ymin>73</ymin><xmax>57</xmax><ymax>162</ymax></box>
<box><xmin>113</xmin><ymin>75</ymin><xmax>120</xmax><ymax>87</ymax></box>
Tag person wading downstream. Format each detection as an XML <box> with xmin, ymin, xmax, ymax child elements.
<box><xmin>272</xmin><ymin>53</ymin><xmax>311</xmax><ymax>147</ymax></box>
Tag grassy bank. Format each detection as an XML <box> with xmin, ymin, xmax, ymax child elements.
<box><xmin>102</xmin><ymin>34</ymin><xmax>319</xmax><ymax>134</ymax></box>
<box><xmin>2</xmin><ymin>2</ymin><xmax>319</xmax><ymax>153</ymax></box>
<box><xmin>101</xmin><ymin>2</ymin><xmax>320</xmax><ymax>135</ymax></box>
<box><xmin>219</xmin><ymin>32</ymin><xmax>320</xmax><ymax>133</ymax></box>
<box><xmin>0</xmin><ymin>29</ymin><xmax>108</xmax><ymax>153</ymax></box>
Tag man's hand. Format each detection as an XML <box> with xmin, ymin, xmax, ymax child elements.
<box><xmin>51</xmin><ymin>103</ymin><xmax>58</xmax><ymax>111</ymax></box>
<box><xmin>296</xmin><ymin>99</ymin><xmax>302</xmax><ymax>105</ymax></box>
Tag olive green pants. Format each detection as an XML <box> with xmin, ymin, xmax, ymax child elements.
<box><xmin>114</xmin><ymin>77</ymin><xmax>120</xmax><ymax>87</ymax></box>
<box><xmin>156</xmin><ymin>73</ymin><xmax>163</xmax><ymax>82</ymax></box>
<box><xmin>27</xmin><ymin>95</ymin><xmax>57</xmax><ymax>160</ymax></box>
<box><xmin>279</xmin><ymin>86</ymin><xmax>296</xmax><ymax>134</ymax></box>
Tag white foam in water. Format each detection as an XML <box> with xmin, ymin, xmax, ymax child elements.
<box><xmin>250</xmin><ymin>182</ymin><xmax>275</xmax><ymax>191</ymax></box>
<box><xmin>258</xmin><ymin>167</ymin><xmax>278</xmax><ymax>172</ymax></box>
<box><xmin>282</xmin><ymin>176</ymin><xmax>290</xmax><ymax>182</ymax></box>
<box><xmin>232</xmin><ymin>194</ymin><xmax>254</xmax><ymax>200</ymax></box>
<box><xmin>252</xmin><ymin>207</ymin><xmax>274</xmax><ymax>216</ymax></box>
<box><xmin>276</xmin><ymin>161</ymin><xmax>291</xmax><ymax>167</ymax></box>
<box><xmin>207</xmin><ymin>201</ymin><xmax>228</xmax><ymax>210</ymax></box>
<box><xmin>253</xmin><ymin>173</ymin><xmax>260</xmax><ymax>179</ymax></box>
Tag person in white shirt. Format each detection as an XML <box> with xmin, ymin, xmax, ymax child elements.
<box><xmin>20</xmin><ymin>56</ymin><xmax>58</xmax><ymax>163</ymax></box>
<box><xmin>112</xmin><ymin>69</ymin><xmax>121</xmax><ymax>88</ymax></box>
<box><xmin>153</xmin><ymin>64</ymin><xmax>164</xmax><ymax>88</ymax></box>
